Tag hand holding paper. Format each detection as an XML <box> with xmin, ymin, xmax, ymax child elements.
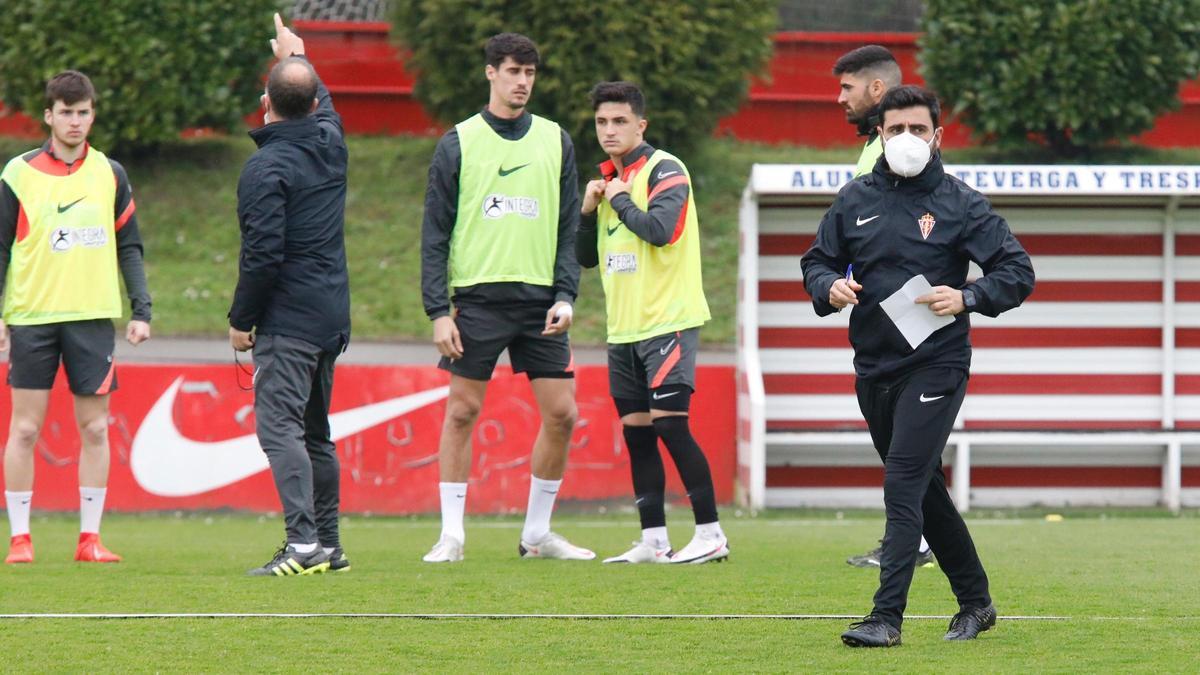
<box><xmin>880</xmin><ymin>275</ymin><xmax>955</xmax><ymax>349</ymax></box>
<box><xmin>915</xmin><ymin>285</ymin><xmax>966</xmax><ymax>316</ymax></box>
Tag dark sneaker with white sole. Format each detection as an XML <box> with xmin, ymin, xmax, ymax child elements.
<box><xmin>247</xmin><ymin>543</ymin><xmax>331</xmax><ymax>577</ymax></box>
<box><xmin>846</xmin><ymin>541</ymin><xmax>935</xmax><ymax>568</ymax></box>
<box><xmin>944</xmin><ymin>604</ymin><xmax>997</xmax><ymax>641</ymax></box>
<box><xmin>328</xmin><ymin>547</ymin><xmax>351</xmax><ymax>572</ymax></box>
<box><xmin>841</xmin><ymin>615</ymin><xmax>902</xmax><ymax>647</ymax></box>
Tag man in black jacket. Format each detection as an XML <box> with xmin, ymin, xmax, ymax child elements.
<box><xmin>801</xmin><ymin>86</ymin><xmax>1035</xmax><ymax>646</ymax></box>
<box><xmin>230</xmin><ymin>14</ymin><xmax>350</xmax><ymax>577</ymax></box>
<box><xmin>834</xmin><ymin>44</ymin><xmax>935</xmax><ymax>571</ymax></box>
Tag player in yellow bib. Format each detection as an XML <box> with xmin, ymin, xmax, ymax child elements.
<box><xmin>0</xmin><ymin>71</ymin><xmax>151</xmax><ymax>564</ymax></box>
<box><xmin>577</xmin><ymin>82</ymin><xmax>727</xmax><ymax>564</ymax></box>
<box><xmin>418</xmin><ymin>33</ymin><xmax>593</xmax><ymax>563</ymax></box>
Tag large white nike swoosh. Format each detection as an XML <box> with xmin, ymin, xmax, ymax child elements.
<box><xmin>130</xmin><ymin>377</ymin><xmax>449</xmax><ymax>497</ymax></box>
<box><xmin>856</xmin><ymin>215</ymin><xmax>880</xmax><ymax>226</ymax></box>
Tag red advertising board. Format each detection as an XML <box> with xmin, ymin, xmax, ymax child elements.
<box><xmin>0</xmin><ymin>364</ymin><xmax>735</xmax><ymax>514</ymax></box>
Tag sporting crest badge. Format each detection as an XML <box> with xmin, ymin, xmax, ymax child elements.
<box><xmin>918</xmin><ymin>212</ymin><xmax>936</xmax><ymax>240</ymax></box>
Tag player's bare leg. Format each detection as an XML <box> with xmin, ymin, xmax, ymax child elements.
<box><xmin>517</xmin><ymin>377</ymin><xmax>593</xmax><ymax>560</ymax></box>
<box><xmin>4</xmin><ymin>389</ymin><xmax>50</xmax><ymax>563</ymax></box>
<box><xmin>73</xmin><ymin>394</ymin><xmax>120</xmax><ymax>562</ymax></box>
<box><xmin>424</xmin><ymin>375</ymin><xmax>488</xmax><ymax>562</ymax></box>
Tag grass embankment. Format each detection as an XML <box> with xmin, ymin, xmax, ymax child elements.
<box><xmin>3</xmin><ymin>134</ymin><xmax>1197</xmax><ymax>346</ymax></box>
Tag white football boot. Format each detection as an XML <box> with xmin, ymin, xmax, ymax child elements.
<box><xmin>422</xmin><ymin>535</ymin><xmax>464</xmax><ymax>563</ymax></box>
<box><xmin>518</xmin><ymin>532</ymin><xmax>596</xmax><ymax>560</ymax></box>
<box><xmin>602</xmin><ymin>540</ymin><xmax>674</xmax><ymax>564</ymax></box>
<box><xmin>670</xmin><ymin>531</ymin><xmax>729</xmax><ymax>564</ymax></box>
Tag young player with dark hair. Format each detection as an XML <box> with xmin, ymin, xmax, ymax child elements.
<box><xmin>578</xmin><ymin>81</ymin><xmax>727</xmax><ymax>564</ymax></box>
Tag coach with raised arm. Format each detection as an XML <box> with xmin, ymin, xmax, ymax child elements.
<box><xmin>801</xmin><ymin>85</ymin><xmax>1034</xmax><ymax>647</ymax></box>
<box><xmin>229</xmin><ymin>14</ymin><xmax>351</xmax><ymax>577</ymax></box>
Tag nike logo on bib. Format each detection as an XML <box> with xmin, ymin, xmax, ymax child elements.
<box><xmin>607</xmin><ymin>225</ymin><xmax>621</xmax><ymax>236</ymax></box>
<box><xmin>919</xmin><ymin>393</ymin><xmax>945</xmax><ymax>403</ymax></box>
<box><xmin>58</xmin><ymin>197</ymin><xmax>85</xmax><ymax>213</ymax></box>
<box><xmin>498</xmin><ymin>163</ymin><xmax>530</xmax><ymax>177</ymax></box>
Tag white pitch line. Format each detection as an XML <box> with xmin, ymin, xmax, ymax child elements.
<box><xmin>0</xmin><ymin>612</ymin><xmax>1071</xmax><ymax>621</ymax></box>
<box><xmin>339</xmin><ymin>518</ymin><xmax>1064</xmax><ymax>530</ymax></box>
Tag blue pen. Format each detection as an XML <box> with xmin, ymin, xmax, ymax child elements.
<box><xmin>845</xmin><ymin>263</ymin><xmax>854</xmax><ymax>281</ymax></box>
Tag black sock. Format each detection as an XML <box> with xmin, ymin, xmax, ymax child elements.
<box><xmin>653</xmin><ymin>416</ymin><xmax>718</xmax><ymax>525</ymax></box>
<box><xmin>623</xmin><ymin>424</ymin><xmax>666</xmax><ymax>529</ymax></box>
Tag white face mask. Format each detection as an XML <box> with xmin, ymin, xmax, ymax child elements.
<box><xmin>883</xmin><ymin>131</ymin><xmax>934</xmax><ymax>177</ymax></box>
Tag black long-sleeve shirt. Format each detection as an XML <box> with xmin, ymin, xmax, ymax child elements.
<box><xmin>0</xmin><ymin>141</ymin><xmax>151</xmax><ymax>321</ymax></box>
<box><xmin>577</xmin><ymin>142</ymin><xmax>690</xmax><ymax>268</ymax></box>
<box><xmin>420</xmin><ymin>108</ymin><xmax>580</xmax><ymax>320</ymax></box>
<box><xmin>229</xmin><ymin>60</ymin><xmax>350</xmax><ymax>353</ymax></box>
<box><xmin>801</xmin><ymin>153</ymin><xmax>1035</xmax><ymax>380</ymax></box>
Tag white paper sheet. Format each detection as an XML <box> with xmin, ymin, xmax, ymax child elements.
<box><xmin>879</xmin><ymin>275</ymin><xmax>955</xmax><ymax>350</ymax></box>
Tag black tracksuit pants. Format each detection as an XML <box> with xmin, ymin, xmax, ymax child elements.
<box><xmin>855</xmin><ymin>365</ymin><xmax>991</xmax><ymax>629</ymax></box>
<box><xmin>253</xmin><ymin>334</ymin><xmax>342</xmax><ymax>547</ymax></box>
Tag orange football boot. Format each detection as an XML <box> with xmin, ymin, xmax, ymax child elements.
<box><xmin>74</xmin><ymin>533</ymin><xmax>122</xmax><ymax>563</ymax></box>
<box><xmin>5</xmin><ymin>534</ymin><xmax>33</xmax><ymax>564</ymax></box>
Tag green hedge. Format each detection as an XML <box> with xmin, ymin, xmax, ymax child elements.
<box><xmin>921</xmin><ymin>0</ymin><xmax>1200</xmax><ymax>156</ymax></box>
<box><xmin>390</xmin><ymin>0</ymin><xmax>776</xmax><ymax>164</ymax></box>
<box><xmin>0</xmin><ymin>0</ymin><xmax>282</xmax><ymax>154</ymax></box>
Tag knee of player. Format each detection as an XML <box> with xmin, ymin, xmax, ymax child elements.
<box><xmin>444</xmin><ymin>399</ymin><xmax>483</xmax><ymax>430</ymax></box>
<box><xmin>78</xmin><ymin>416</ymin><xmax>110</xmax><ymax>446</ymax></box>
<box><xmin>7</xmin><ymin>418</ymin><xmax>43</xmax><ymax>448</ymax></box>
<box><xmin>543</xmin><ymin>402</ymin><xmax>578</xmax><ymax>436</ymax></box>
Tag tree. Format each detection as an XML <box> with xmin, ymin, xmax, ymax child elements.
<box><xmin>390</xmin><ymin>0</ymin><xmax>776</xmax><ymax>163</ymax></box>
<box><xmin>0</xmin><ymin>0</ymin><xmax>282</xmax><ymax>154</ymax></box>
<box><xmin>920</xmin><ymin>0</ymin><xmax>1200</xmax><ymax>156</ymax></box>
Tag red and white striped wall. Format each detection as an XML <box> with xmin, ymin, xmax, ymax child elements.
<box><xmin>737</xmin><ymin>165</ymin><xmax>1200</xmax><ymax>511</ymax></box>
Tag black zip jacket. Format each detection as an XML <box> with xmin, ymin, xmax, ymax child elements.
<box><xmin>229</xmin><ymin>60</ymin><xmax>350</xmax><ymax>353</ymax></box>
<box><xmin>801</xmin><ymin>153</ymin><xmax>1035</xmax><ymax>380</ymax></box>
<box><xmin>420</xmin><ymin>108</ymin><xmax>580</xmax><ymax>320</ymax></box>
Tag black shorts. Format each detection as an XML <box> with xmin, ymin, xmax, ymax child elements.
<box><xmin>437</xmin><ymin>303</ymin><xmax>573</xmax><ymax>381</ymax></box>
<box><xmin>7</xmin><ymin>319</ymin><xmax>117</xmax><ymax>395</ymax></box>
<box><xmin>608</xmin><ymin>327</ymin><xmax>699</xmax><ymax>410</ymax></box>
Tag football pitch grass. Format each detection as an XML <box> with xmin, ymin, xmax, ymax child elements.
<box><xmin>1</xmin><ymin>510</ymin><xmax>1197</xmax><ymax>672</ymax></box>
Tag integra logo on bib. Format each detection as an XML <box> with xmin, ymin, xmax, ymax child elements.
<box><xmin>482</xmin><ymin>194</ymin><xmax>540</xmax><ymax>219</ymax></box>
<box><xmin>49</xmin><ymin>226</ymin><xmax>107</xmax><ymax>253</ymax></box>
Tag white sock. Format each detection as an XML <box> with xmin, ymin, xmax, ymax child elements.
<box><xmin>642</xmin><ymin>526</ymin><xmax>670</xmax><ymax>549</ymax></box>
<box><xmin>696</xmin><ymin>521</ymin><xmax>724</xmax><ymax>539</ymax></box>
<box><xmin>79</xmin><ymin>487</ymin><xmax>107</xmax><ymax>534</ymax></box>
<box><xmin>521</xmin><ymin>476</ymin><xmax>561</xmax><ymax>544</ymax></box>
<box><xmin>5</xmin><ymin>490</ymin><xmax>33</xmax><ymax>537</ymax></box>
<box><xmin>439</xmin><ymin>482</ymin><xmax>468</xmax><ymax>544</ymax></box>
<box><xmin>289</xmin><ymin>542</ymin><xmax>317</xmax><ymax>553</ymax></box>
<box><xmin>919</xmin><ymin>536</ymin><xmax>931</xmax><ymax>554</ymax></box>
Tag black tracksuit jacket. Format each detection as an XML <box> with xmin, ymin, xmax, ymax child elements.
<box><xmin>229</xmin><ymin>61</ymin><xmax>350</xmax><ymax>353</ymax></box>
<box><xmin>801</xmin><ymin>154</ymin><xmax>1036</xmax><ymax>380</ymax></box>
